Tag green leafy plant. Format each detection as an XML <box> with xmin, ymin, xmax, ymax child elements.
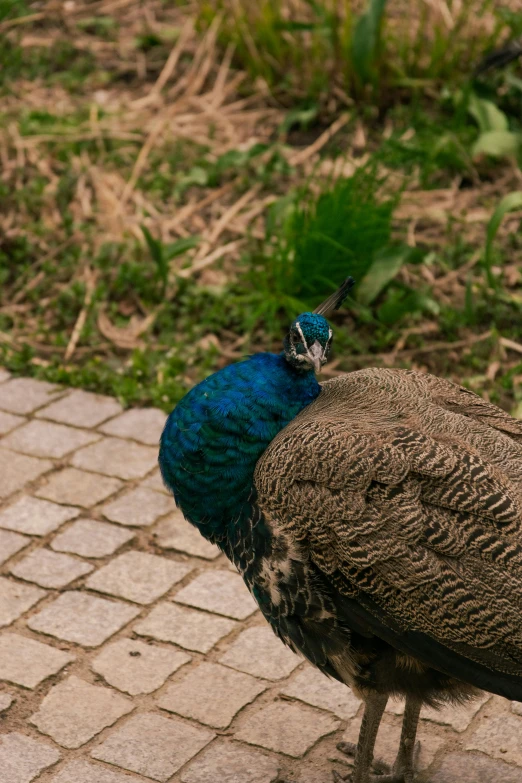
<box><xmin>468</xmin><ymin>93</ymin><xmax>521</xmax><ymax>159</ymax></box>
<box><xmin>484</xmin><ymin>191</ymin><xmax>522</xmax><ymax>288</ymax></box>
<box><xmin>141</xmin><ymin>227</ymin><xmax>200</xmax><ymax>294</ymax></box>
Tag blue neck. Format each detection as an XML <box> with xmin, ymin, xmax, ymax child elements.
<box><xmin>159</xmin><ymin>352</ymin><xmax>320</xmax><ymax>543</ymax></box>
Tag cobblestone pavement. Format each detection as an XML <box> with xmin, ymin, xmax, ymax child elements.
<box><xmin>1</xmin><ymin>371</ymin><xmax>522</xmax><ymax>783</ymax></box>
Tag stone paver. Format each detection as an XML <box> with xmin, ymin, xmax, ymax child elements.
<box><xmin>51</xmin><ymin>760</ymin><xmax>145</xmax><ymax>783</ymax></box>
<box><xmin>0</xmin><ymin>410</ymin><xmax>25</xmax><ymax>435</ymax></box>
<box><xmin>174</xmin><ymin>570</ymin><xmax>258</xmax><ymax>620</ymax></box>
<box><xmin>386</xmin><ymin>692</ymin><xmax>491</xmax><ymax>732</ymax></box>
<box><xmin>0</xmin><ymin>529</ymin><xmax>30</xmax><ymax>565</ymax></box>
<box><xmin>512</xmin><ymin>701</ymin><xmax>522</xmax><ymax>715</ymax></box>
<box><xmin>36</xmin><ymin>468</ymin><xmax>122</xmax><ymax>507</ymax></box>
<box><xmin>1</xmin><ymin>420</ymin><xmax>99</xmax><ymax>459</ymax></box>
<box><xmin>0</xmin><ymin>633</ymin><xmax>74</xmax><ymax>688</ymax></box>
<box><xmin>92</xmin><ymin>638</ymin><xmax>190</xmax><ymax>695</ymax></box>
<box><xmin>102</xmin><ymin>487</ymin><xmax>174</xmax><ymax>527</ymax></box>
<box><xmin>27</xmin><ymin>591</ymin><xmax>140</xmax><ymax>647</ymax></box>
<box><xmin>99</xmin><ymin>407</ymin><xmax>166</xmax><ymax>445</ymax></box>
<box><xmin>0</xmin><ymin>496</ymin><xmax>79</xmax><ymax>536</ymax></box>
<box><xmin>281</xmin><ymin>665</ymin><xmax>361</xmax><ymax>719</ymax></box>
<box><xmin>0</xmin><ymin>733</ymin><xmax>60</xmax><ymax>783</ymax></box>
<box><xmin>467</xmin><ymin>714</ymin><xmax>522</xmax><ymax>766</ymax></box>
<box><xmin>72</xmin><ymin>438</ymin><xmax>157</xmax><ymax>480</ymax></box>
<box><xmin>134</xmin><ymin>601</ymin><xmax>237</xmax><ymax>653</ymax></box>
<box><xmin>86</xmin><ymin>551</ymin><xmax>192</xmax><ymax>605</ymax></box>
<box><xmin>91</xmin><ymin>712</ymin><xmax>215</xmax><ymax>782</ymax></box>
<box><xmin>235</xmin><ymin>702</ymin><xmax>340</xmax><ymax>757</ymax></box>
<box><xmin>0</xmin><ymin>693</ymin><xmax>14</xmax><ymax>712</ymax></box>
<box><xmin>36</xmin><ymin>389</ymin><xmax>122</xmax><ymax>427</ymax></box>
<box><xmin>153</xmin><ymin>511</ymin><xmax>221</xmax><ymax>559</ymax></box>
<box><xmin>0</xmin><ymin>449</ymin><xmax>52</xmax><ymax>499</ymax></box>
<box><xmin>220</xmin><ymin>625</ymin><xmax>301</xmax><ymax>681</ymax></box>
<box><xmin>0</xmin><ymin>378</ymin><xmax>62</xmax><ymax>415</ymax></box>
<box><xmin>30</xmin><ymin>675</ymin><xmax>134</xmax><ymax>749</ymax></box>
<box><xmin>0</xmin><ymin>577</ymin><xmax>46</xmax><ymax>628</ymax></box>
<box><xmin>181</xmin><ymin>743</ymin><xmax>280</xmax><ymax>783</ymax></box>
<box><xmin>50</xmin><ymin>759</ymin><xmax>148</xmax><ymax>783</ymax></box>
<box><xmin>431</xmin><ymin>752</ymin><xmax>522</xmax><ymax>783</ymax></box>
<box><xmin>51</xmin><ymin>518</ymin><xmax>135</xmax><ymax>558</ymax></box>
<box><xmin>0</xmin><ymin>369</ymin><xmax>10</xmax><ymax>383</ymax></box>
<box><xmin>140</xmin><ymin>469</ymin><xmax>169</xmax><ymax>494</ymax></box>
<box><xmin>10</xmin><ymin>549</ymin><xmax>93</xmax><ymax>589</ymax></box>
<box><xmin>158</xmin><ymin>662</ymin><xmax>266</xmax><ymax>729</ymax></box>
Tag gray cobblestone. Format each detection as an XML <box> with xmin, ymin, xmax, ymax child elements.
<box><xmin>158</xmin><ymin>662</ymin><xmax>266</xmax><ymax>728</ymax></box>
<box><xmin>1</xmin><ymin>420</ymin><xmax>99</xmax><ymax>459</ymax></box>
<box><xmin>86</xmin><ymin>551</ymin><xmax>192</xmax><ymax>604</ymax></box>
<box><xmin>0</xmin><ymin>577</ymin><xmax>46</xmax><ymax>628</ymax></box>
<box><xmin>174</xmin><ymin>570</ymin><xmax>258</xmax><ymax>620</ymax></box>
<box><xmin>10</xmin><ymin>549</ymin><xmax>93</xmax><ymax>588</ymax></box>
<box><xmin>235</xmin><ymin>702</ymin><xmax>340</xmax><ymax>757</ymax></box>
<box><xmin>0</xmin><ymin>449</ymin><xmax>52</xmax><ymax>499</ymax></box>
<box><xmin>30</xmin><ymin>675</ymin><xmax>134</xmax><ymax>749</ymax></box>
<box><xmin>99</xmin><ymin>407</ymin><xmax>166</xmax><ymax>445</ymax></box>
<box><xmin>0</xmin><ymin>411</ymin><xmax>25</xmax><ymax>436</ymax></box>
<box><xmin>92</xmin><ymin>638</ymin><xmax>190</xmax><ymax>695</ymax></box>
<box><xmin>466</xmin><ymin>714</ymin><xmax>522</xmax><ymax>767</ymax></box>
<box><xmin>71</xmin><ymin>437</ymin><xmax>157</xmax><ymax>480</ymax></box>
<box><xmin>0</xmin><ymin>378</ymin><xmax>62</xmax><ymax>415</ymax></box>
<box><xmin>181</xmin><ymin>743</ymin><xmax>280</xmax><ymax>783</ymax></box>
<box><xmin>102</xmin><ymin>487</ymin><xmax>174</xmax><ymax>527</ymax></box>
<box><xmin>281</xmin><ymin>665</ymin><xmax>361</xmax><ymax>719</ymax></box>
<box><xmin>91</xmin><ymin>712</ymin><xmax>215</xmax><ymax>782</ymax></box>
<box><xmin>36</xmin><ymin>468</ymin><xmax>122</xmax><ymax>507</ymax></box>
<box><xmin>0</xmin><ymin>496</ymin><xmax>79</xmax><ymax>536</ymax></box>
<box><xmin>153</xmin><ymin>511</ymin><xmax>221</xmax><ymax>559</ymax></box>
<box><xmin>0</xmin><ymin>529</ymin><xmax>30</xmax><ymax>565</ymax></box>
<box><xmin>51</xmin><ymin>518</ymin><xmax>135</xmax><ymax>558</ymax></box>
<box><xmin>27</xmin><ymin>591</ymin><xmax>140</xmax><ymax>647</ymax></box>
<box><xmin>0</xmin><ymin>733</ymin><xmax>60</xmax><ymax>783</ymax></box>
<box><xmin>134</xmin><ymin>601</ymin><xmax>237</xmax><ymax>653</ymax></box>
<box><xmin>36</xmin><ymin>389</ymin><xmax>122</xmax><ymax>427</ymax></box>
<box><xmin>0</xmin><ymin>633</ymin><xmax>74</xmax><ymax>688</ymax></box>
<box><xmin>431</xmin><ymin>752</ymin><xmax>522</xmax><ymax>783</ymax></box>
<box><xmin>49</xmin><ymin>759</ymin><xmax>147</xmax><ymax>783</ymax></box>
<box><xmin>140</xmin><ymin>469</ymin><xmax>169</xmax><ymax>494</ymax></box>
<box><xmin>219</xmin><ymin>626</ymin><xmax>301</xmax><ymax>681</ymax></box>
<box><xmin>0</xmin><ymin>693</ymin><xmax>14</xmax><ymax>712</ymax></box>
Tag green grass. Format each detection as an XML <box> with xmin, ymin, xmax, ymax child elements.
<box><xmin>0</xmin><ymin>1</ymin><xmax>521</xmax><ymax>415</ymax></box>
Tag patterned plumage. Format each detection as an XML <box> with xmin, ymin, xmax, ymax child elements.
<box><xmin>159</xmin><ymin>282</ymin><xmax>522</xmax><ymax>783</ymax></box>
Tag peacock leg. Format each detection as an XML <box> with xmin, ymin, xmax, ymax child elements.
<box><xmin>388</xmin><ymin>696</ymin><xmax>422</xmax><ymax>782</ymax></box>
<box><xmin>334</xmin><ymin>695</ymin><xmax>421</xmax><ymax>783</ymax></box>
<box><xmin>349</xmin><ymin>692</ymin><xmax>389</xmax><ymax>783</ymax></box>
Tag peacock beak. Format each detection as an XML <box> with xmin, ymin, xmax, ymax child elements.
<box><xmin>305</xmin><ymin>340</ymin><xmax>327</xmax><ymax>374</ymax></box>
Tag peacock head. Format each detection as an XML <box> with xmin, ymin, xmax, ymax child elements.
<box><xmin>283</xmin><ymin>277</ymin><xmax>355</xmax><ymax>375</ymax></box>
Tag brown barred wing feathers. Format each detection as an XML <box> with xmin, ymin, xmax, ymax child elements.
<box><xmin>254</xmin><ymin>369</ymin><xmax>522</xmax><ymax>700</ymax></box>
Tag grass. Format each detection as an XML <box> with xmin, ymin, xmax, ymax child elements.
<box><xmin>0</xmin><ymin>0</ymin><xmax>521</xmax><ymax>415</ymax></box>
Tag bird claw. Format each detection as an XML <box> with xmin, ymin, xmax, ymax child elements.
<box><xmin>336</xmin><ymin>742</ymin><xmax>392</xmax><ymax>776</ymax></box>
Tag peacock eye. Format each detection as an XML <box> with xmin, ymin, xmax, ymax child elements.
<box><xmin>295</xmin><ymin>343</ymin><xmax>306</xmax><ymax>355</ymax></box>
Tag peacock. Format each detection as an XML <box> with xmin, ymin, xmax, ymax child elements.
<box><xmin>159</xmin><ymin>278</ymin><xmax>522</xmax><ymax>783</ymax></box>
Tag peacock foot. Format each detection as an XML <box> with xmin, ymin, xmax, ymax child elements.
<box><xmin>332</xmin><ymin>740</ymin><xmax>421</xmax><ymax>783</ymax></box>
